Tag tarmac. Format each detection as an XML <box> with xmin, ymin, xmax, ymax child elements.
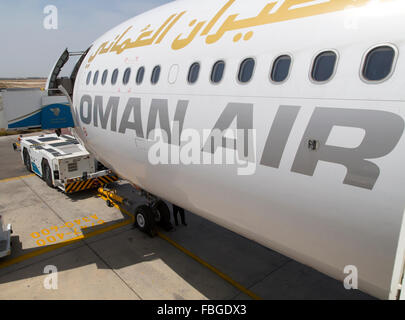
<box><xmin>0</xmin><ymin>133</ymin><xmax>374</xmax><ymax>300</ymax></box>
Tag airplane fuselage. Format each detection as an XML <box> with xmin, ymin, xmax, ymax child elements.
<box><xmin>71</xmin><ymin>0</ymin><xmax>405</xmax><ymax>299</ymax></box>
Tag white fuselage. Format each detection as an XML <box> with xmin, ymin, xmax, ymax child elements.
<box><xmin>71</xmin><ymin>0</ymin><xmax>405</xmax><ymax>299</ymax></box>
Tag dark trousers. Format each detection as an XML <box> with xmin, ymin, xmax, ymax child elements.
<box><xmin>172</xmin><ymin>205</ymin><xmax>186</xmax><ymax>226</ymax></box>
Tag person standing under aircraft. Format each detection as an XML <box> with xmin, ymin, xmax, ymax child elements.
<box><xmin>172</xmin><ymin>204</ymin><xmax>187</xmax><ymax>226</ymax></box>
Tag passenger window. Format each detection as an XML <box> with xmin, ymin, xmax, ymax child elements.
<box><xmin>188</xmin><ymin>62</ymin><xmax>200</xmax><ymax>84</ymax></box>
<box><xmin>271</xmin><ymin>55</ymin><xmax>291</xmax><ymax>83</ymax></box>
<box><xmin>238</xmin><ymin>58</ymin><xmax>255</xmax><ymax>83</ymax></box>
<box><xmin>362</xmin><ymin>46</ymin><xmax>395</xmax><ymax>81</ymax></box>
<box><xmin>111</xmin><ymin>69</ymin><xmax>119</xmax><ymax>85</ymax></box>
<box><xmin>101</xmin><ymin>70</ymin><xmax>108</xmax><ymax>85</ymax></box>
<box><xmin>86</xmin><ymin>71</ymin><xmax>92</xmax><ymax>85</ymax></box>
<box><xmin>123</xmin><ymin>67</ymin><xmax>131</xmax><ymax>85</ymax></box>
<box><xmin>151</xmin><ymin>65</ymin><xmax>161</xmax><ymax>84</ymax></box>
<box><xmin>211</xmin><ymin>60</ymin><xmax>225</xmax><ymax>83</ymax></box>
<box><xmin>93</xmin><ymin>71</ymin><xmax>99</xmax><ymax>85</ymax></box>
<box><xmin>136</xmin><ymin>67</ymin><xmax>145</xmax><ymax>85</ymax></box>
<box><xmin>311</xmin><ymin>51</ymin><xmax>337</xmax><ymax>82</ymax></box>
<box><xmin>168</xmin><ymin>65</ymin><xmax>179</xmax><ymax>84</ymax></box>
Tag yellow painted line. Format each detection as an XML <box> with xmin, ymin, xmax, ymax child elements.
<box><xmin>0</xmin><ymin>174</ymin><xmax>35</xmax><ymax>183</ymax></box>
<box><xmin>101</xmin><ymin>194</ymin><xmax>262</xmax><ymax>300</ymax></box>
<box><xmin>157</xmin><ymin>232</ymin><xmax>262</xmax><ymax>300</ymax></box>
<box><xmin>0</xmin><ymin>207</ymin><xmax>133</xmax><ymax>270</ymax></box>
<box><xmin>1</xmin><ymin>191</ymin><xmax>262</xmax><ymax>300</ymax></box>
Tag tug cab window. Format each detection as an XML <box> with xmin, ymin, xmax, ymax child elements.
<box><xmin>188</xmin><ymin>62</ymin><xmax>200</xmax><ymax>84</ymax></box>
<box><xmin>271</xmin><ymin>55</ymin><xmax>291</xmax><ymax>83</ymax></box>
<box><xmin>311</xmin><ymin>51</ymin><xmax>337</xmax><ymax>82</ymax></box>
<box><xmin>362</xmin><ymin>46</ymin><xmax>395</xmax><ymax>82</ymax></box>
<box><xmin>136</xmin><ymin>67</ymin><xmax>145</xmax><ymax>85</ymax></box>
<box><xmin>211</xmin><ymin>60</ymin><xmax>225</xmax><ymax>83</ymax></box>
<box><xmin>151</xmin><ymin>66</ymin><xmax>161</xmax><ymax>84</ymax></box>
<box><xmin>111</xmin><ymin>69</ymin><xmax>119</xmax><ymax>85</ymax></box>
<box><xmin>238</xmin><ymin>58</ymin><xmax>255</xmax><ymax>83</ymax></box>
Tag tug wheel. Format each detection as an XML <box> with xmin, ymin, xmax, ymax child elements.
<box><xmin>43</xmin><ymin>161</ymin><xmax>54</xmax><ymax>188</ymax></box>
<box><xmin>23</xmin><ymin>149</ymin><xmax>32</xmax><ymax>172</ymax></box>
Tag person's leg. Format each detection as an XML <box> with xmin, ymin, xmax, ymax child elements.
<box><xmin>172</xmin><ymin>205</ymin><xmax>179</xmax><ymax>226</ymax></box>
<box><xmin>179</xmin><ymin>208</ymin><xmax>187</xmax><ymax>226</ymax></box>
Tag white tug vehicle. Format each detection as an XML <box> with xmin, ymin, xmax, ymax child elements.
<box><xmin>15</xmin><ymin>133</ymin><xmax>118</xmax><ymax>194</ymax></box>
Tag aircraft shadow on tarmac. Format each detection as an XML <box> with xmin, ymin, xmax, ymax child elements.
<box><xmin>0</xmin><ymin>184</ymin><xmax>375</xmax><ymax>300</ymax></box>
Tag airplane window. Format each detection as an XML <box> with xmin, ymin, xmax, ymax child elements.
<box><xmin>362</xmin><ymin>46</ymin><xmax>395</xmax><ymax>81</ymax></box>
<box><xmin>271</xmin><ymin>55</ymin><xmax>291</xmax><ymax>83</ymax></box>
<box><xmin>168</xmin><ymin>65</ymin><xmax>179</xmax><ymax>84</ymax></box>
<box><xmin>111</xmin><ymin>68</ymin><xmax>119</xmax><ymax>85</ymax></box>
<box><xmin>188</xmin><ymin>62</ymin><xmax>200</xmax><ymax>84</ymax></box>
<box><xmin>211</xmin><ymin>60</ymin><xmax>225</xmax><ymax>83</ymax></box>
<box><xmin>123</xmin><ymin>67</ymin><xmax>131</xmax><ymax>85</ymax></box>
<box><xmin>311</xmin><ymin>51</ymin><xmax>337</xmax><ymax>82</ymax></box>
<box><xmin>136</xmin><ymin>67</ymin><xmax>145</xmax><ymax>85</ymax></box>
<box><xmin>151</xmin><ymin>65</ymin><xmax>161</xmax><ymax>84</ymax></box>
<box><xmin>238</xmin><ymin>58</ymin><xmax>255</xmax><ymax>83</ymax></box>
<box><xmin>101</xmin><ymin>70</ymin><xmax>108</xmax><ymax>85</ymax></box>
<box><xmin>93</xmin><ymin>71</ymin><xmax>99</xmax><ymax>85</ymax></box>
<box><xmin>86</xmin><ymin>71</ymin><xmax>92</xmax><ymax>85</ymax></box>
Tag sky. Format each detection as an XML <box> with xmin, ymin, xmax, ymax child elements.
<box><xmin>0</xmin><ymin>0</ymin><xmax>174</xmax><ymax>78</ymax></box>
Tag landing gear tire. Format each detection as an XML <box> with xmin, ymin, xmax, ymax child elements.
<box><xmin>153</xmin><ymin>200</ymin><xmax>173</xmax><ymax>231</ymax></box>
<box><xmin>134</xmin><ymin>205</ymin><xmax>156</xmax><ymax>237</ymax></box>
<box><xmin>23</xmin><ymin>149</ymin><xmax>32</xmax><ymax>172</ymax></box>
<box><xmin>43</xmin><ymin>162</ymin><xmax>54</xmax><ymax>188</ymax></box>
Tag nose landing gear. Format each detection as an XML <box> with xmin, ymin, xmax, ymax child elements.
<box><xmin>152</xmin><ymin>200</ymin><xmax>173</xmax><ymax>231</ymax></box>
<box><xmin>134</xmin><ymin>205</ymin><xmax>157</xmax><ymax>237</ymax></box>
<box><xmin>133</xmin><ymin>200</ymin><xmax>173</xmax><ymax>237</ymax></box>
<box><xmin>99</xmin><ymin>185</ymin><xmax>173</xmax><ymax>237</ymax></box>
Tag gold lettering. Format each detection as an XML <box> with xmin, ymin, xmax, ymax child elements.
<box><xmin>172</xmin><ymin>19</ymin><xmax>206</xmax><ymax>50</ymax></box>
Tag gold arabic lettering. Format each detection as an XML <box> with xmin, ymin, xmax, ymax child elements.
<box><xmin>86</xmin><ymin>0</ymin><xmax>384</xmax><ymax>63</ymax></box>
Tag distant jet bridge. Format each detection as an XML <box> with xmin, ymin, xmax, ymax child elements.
<box><xmin>0</xmin><ymin>48</ymin><xmax>89</xmax><ymax>131</ymax></box>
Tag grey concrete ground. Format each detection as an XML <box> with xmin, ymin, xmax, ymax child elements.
<box><xmin>0</xmin><ymin>134</ymin><xmax>28</xmax><ymax>180</ymax></box>
<box><xmin>0</xmin><ymin>134</ymin><xmax>374</xmax><ymax>299</ymax></box>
